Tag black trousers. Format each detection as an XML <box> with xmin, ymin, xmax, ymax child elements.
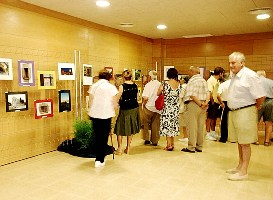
<box><xmin>220</xmin><ymin>101</ymin><xmax>229</xmax><ymax>142</ymax></box>
<box><xmin>90</xmin><ymin>117</ymin><xmax>111</xmax><ymax>162</ymax></box>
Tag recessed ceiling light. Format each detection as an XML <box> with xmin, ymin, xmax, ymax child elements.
<box><xmin>257</xmin><ymin>14</ymin><xmax>270</xmax><ymax>19</ymax></box>
<box><xmin>96</xmin><ymin>0</ymin><xmax>110</xmax><ymax>7</ymax></box>
<box><xmin>182</xmin><ymin>34</ymin><xmax>213</xmax><ymax>38</ymax></box>
<box><xmin>157</xmin><ymin>24</ymin><xmax>167</xmax><ymax>30</ymax></box>
<box><xmin>119</xmin><ymin>23</ymin><xmax>134</xmax><ymax>28</ymax></box>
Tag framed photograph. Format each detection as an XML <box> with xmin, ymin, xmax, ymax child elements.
<box><xmin>18</xmin><ymin>60</ymin><xmax>35</xmax><ymax>86</ymax></box>
<box><xmin>58</xmin><ymin>63</ymin><xmax>75</xmax><ymax>80</ymax></box>
<box><xmin>164</xmin><ymin>66</ymin><xmax>174</xmax><ymax>80</ymax></box>
<box><xmin>58</xmin><ymin>90</ymin><xmax>71</xmax><ymax>112</ymax></box>
<box><xmin>83</xmin><ymin>64</ymin><xmax>93</xmax><ymax>85</ymax></box>
<box><xmin>133</xmin><ymin>69</ymin><xmax>141</xmax><ymax>81</ymax></box>
<box><xmin>37</xmin><ymin>71</ymin><xmax>56</xmax><ymax>89</ymax></box>
<box><xmin>0</xmin><ymin>58</ymin><xmax>13</xmax><ymax>80</ymax></box>
<box><xmin>5</xmin><ymin>91</ymin><xmax>28</xmax><ymax>112</ymax></box>
<box><xmin>199</xmin><ymin>67</ymin><xmax>206</xmax><ymax>79</ymax></box>
<box><xmin>34</xmin><ymin>99</ymin><xmax>53</xmax><ymax>119</ymax></box>
<box><xmin>104</xmin><ymin>67</ymin><xmax>113</xmax><ymax>79</ymax></box>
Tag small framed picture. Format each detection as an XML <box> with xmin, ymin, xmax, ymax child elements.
<box><xmin>0</xmin><ymin>58</ymin><xmax>13</xmax><ymax>80</ymax></box>
<box><xmin>133</xmin><ymin>69</ymin><xmax>141</xmax><ymax>81</ymax></box>
<box><xmin>83</xmin><ymin>64</ymin><xmax>93</xmax><ymax>85</ymax></box>
<box><xmin>18</xmin><ymin>60</ymin><xmax>35</xmax><ymax>86</ymax></box>
<box><xmin>5</xmin><ymin>91</ymin><xmax>28</xmax><ymax>112</ymax></box>
<box><xmin>34</xmin><ymin>99</ymin><xmax>53</xmax><ymax>119</ymax></box>
<box><xmin>104</xmin><ymin>67</ymin><xmax>114</xmax><ymax>79</ymax></box>
<box><xmin>37</xmin><ymin>71</ymin><xmax>56</xmax><ymax>89</ymax></box>
<box><xmin>58</xmin><ymin>63</ymin><xmax>75</xmax><ymax>80</ymax></box>
<box><xmin>164</xmin><ymin>66</ymin><xmax>174</xmax><ymax>80</ymax></box>
<box><xmin>58</xmin><ymin>90</ymin><xmax>71</xmax><ymax>112</ymax></box>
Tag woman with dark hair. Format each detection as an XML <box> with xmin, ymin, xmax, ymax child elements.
<box><xmin>88</xmin><ymin>70</ymin><xmax>119</xmax><ymax>168</ymax></box>
<box><xmin>157</xmin><ymin>68</ymin><xmax>182</xmax><ymax>151</ymax></box>
<box><xmin>114</xmin><ymin>70</ymin><xmax>140</xmax><ymax>155</ymax></box>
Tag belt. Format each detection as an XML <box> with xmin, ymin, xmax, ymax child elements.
<box><xmin>229</xmin><ymin>104</ymin><xmax>255</xmax><ymax>111</ymax></box>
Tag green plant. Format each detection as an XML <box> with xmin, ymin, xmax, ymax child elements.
<box><xmin>74</xmin><ymin>120</ymin><xmax>94</xmax><ymax>149</ymax></box>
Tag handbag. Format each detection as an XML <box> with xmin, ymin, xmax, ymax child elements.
<box><xmin>155</xmin><ymin>93</ymin><xmax>164</xmax><ymax>110</ymax></box>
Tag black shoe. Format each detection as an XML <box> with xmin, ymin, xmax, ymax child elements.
<box><xmin>219</xmin><ymin>140</ymin><xmax>227</xmax><ymax>143</ymax></box>
<box><xmin>271</xmin><ymin>138</ymin><xmax>273</xmax><ymax>142</ymax></box>
<box><xmin>181</xmin><ymin>148</ymin><xmax>195</xmax><ymax>153</ymax></box>
<box><xmin>144</xmin><ymin>141</ymin><xmax>151</xmax><ymax>145</ymax></box>
<box><xmin>195</xmin><ymin>148</ymin><xmax>202</xmax><ymax>152</ymax></box>
<box><xmin>152</xmin><ymin>143</ymin><xmax>158</xmax><ymax>146</ymax></box>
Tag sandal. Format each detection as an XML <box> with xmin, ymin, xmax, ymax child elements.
<box><xmin>124</xmin><ymin>148</ymin><xmax>130</xmax><ymax>154</ymax></box>
<box><xmin>164</xmin><ymin>146</ymin><xmax>174</xmax><ymax>151</ymax></box>
<box><xmin>264</xmin><ymin>141</ymin><xmax>270</xmax><ymax>146</ymax></box>
<box><xmin>252</xmin><ymin>141</ymin><xmax>259</xmax><ymax>145</ymax></box>
<box><xmin>115</xmin><ymin>150</ymin><xmax>122</xmax><ymax>156</ymax></box>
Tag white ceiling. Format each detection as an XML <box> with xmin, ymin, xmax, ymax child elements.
<box><xmin>21</xmin><ymin>0</ymin><xmax>273</xmax><ymax>39</ymax></box>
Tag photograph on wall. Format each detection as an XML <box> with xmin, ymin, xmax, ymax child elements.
<box><xmin>104</xmin><ymin>67</ymin><xmax>114</xmax><ymax>79</ymax></box>
<box><xmin>164</xmin><ymin>66</ymin><xmax>174</xmax><ymax>80</ymax></box>
<box><xmin>133</xmin><ymin>69</ymin><xmax>141</xmax><ymax>81</ymax></box>
<box><xmin>5</xmin><ymin>91</ymin><xmax>28</xmax><ymax>112</ymax></box>
<box><xmin>58</xmin><ymin>90</ymin><xmax>71</xmax><ymax>112</ymax></box>
<box><xmin>18</xmin><ymin>60</ymin><xmax>35</xmax><ymax>86</ymax></box>
<box><xmin>0</xmin><ymin>58</ymin><xmax>13</xmax><ymax>80</ymax></box>
<box><xmin>37</xmin><ymin>71</ymin><xmax>56</xmax><ymax>89</ymax></box>
<box><xmin>58</xmin><ymin>63</ymin><xmax>75</xmax><ymax>80</ymax></box>
<box><xmin>34</xmin><ymin>99</ymin><xmax>53</xmax><ymax>119</ymax></box>
<box><xmin>83</xmin><ymin>64</ymin><xmax>93</xmax><ymax>85</ymax></box>
<box><xmin>199</xmin><ymin>67</ymin><xmax>206</xmax><ymax>79</ymax></box>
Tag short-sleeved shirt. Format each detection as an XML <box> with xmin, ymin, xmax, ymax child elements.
<box><xmin>207</xmin><ymin>75</ymin><xmax>220</xmax><ymax>103</ymax></box>
<box><xmin>184</xmin><ymin>74</ymin><xmax>209</xmax><ymax>102</ymax></box>
<box><xmin>88</xmin><ymin>79</ymin><xmax>118</xmax><ymax>119</ymax></box>
<box><xmin>227</xmin><ymin>67</ymin><xmax>265</xmax><ymax>110</ymax></box>
<box><xmin>260</xmin><ymin>76</ymin><xmax>273</xmax><ymax>98</ymax></box>
<box><xmin>217</xmin><ymin>79</ymin><xmax>231</xmax><ymax>101</ymax></box>
<box><xmin>142</xmin><ymin>80</ymin><xmax>161</xmax><ymax>113</ymax></box>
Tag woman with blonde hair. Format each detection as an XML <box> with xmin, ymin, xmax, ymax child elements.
<box><xmin>114</xmin><ymin>70</ymin><xmax>140</xmax><ymax>155</ymax></box>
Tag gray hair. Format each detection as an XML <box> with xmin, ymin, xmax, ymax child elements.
<box><xmin>190</xmin><ymin>66</ymin><xmax>200</xmax><ymax>74</ymax></box>
<box><xmin>148</xmin><ymin>70</ymin><xmax>157</xmax><ymax>80</ymax></box>
<box><xmin>229</xmin><ymin>52</ymin><xmax>245</xmax><ymax>63</ymax></box>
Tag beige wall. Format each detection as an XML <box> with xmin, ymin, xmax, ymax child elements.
<box><xmin>1</xmin><ymin>1</ymin><xmax>273</xmax><ymax>165</ymax></box>
<box><xmin>0</xmin><ymin>2</ymin><xmax>153</xmax><ymax>165</ymax></box>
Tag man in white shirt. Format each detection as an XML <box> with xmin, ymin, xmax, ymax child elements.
<box><xmin>226</xmin><ymin>52</ymin><xmax>265</xmax><ymax>181</ymax></box>
<box><xmin>142</xmin><ymin>70</ymin><xmax>161</xmax><ymax>146</ymax></box>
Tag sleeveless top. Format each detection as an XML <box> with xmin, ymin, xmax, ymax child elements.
<box><xmin>119</xmin><ymin>83</ymin><xmax>139</xmax><ymax>110</ymax></box>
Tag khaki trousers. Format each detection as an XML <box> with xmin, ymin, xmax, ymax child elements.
<box><xmin>142</xmin><ymin>107</ymin><xmax>160</xmax><ymax>144</ymax></box>
<box><xmin>184</xmin><ymin>102</ymin><xmax>206</xmax><ymax>151</ymax></box>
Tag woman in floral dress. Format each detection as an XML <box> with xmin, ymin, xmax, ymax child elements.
<box><xmin>157</xmin><ymin>68</ymin><xmax>182</xmax><ymax>151</ymax></box>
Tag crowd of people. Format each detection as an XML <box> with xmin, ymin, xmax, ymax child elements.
<box><xmin>88</xmin><ymin>51</ymin><xmax>272</xmax><ymax>181</ymax></box>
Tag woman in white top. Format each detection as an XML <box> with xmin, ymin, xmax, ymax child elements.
<box><xmin>88</xmin><ymin>70</ymin><xmax>119</xmax><ymax>168</ymax></box>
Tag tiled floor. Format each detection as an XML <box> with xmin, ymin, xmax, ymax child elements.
<box><xmin>0</xmin><ymin>133</ymin><xmax>272</xmax><ymax>200</ymax></box>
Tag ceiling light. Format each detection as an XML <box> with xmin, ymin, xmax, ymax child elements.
<box><xmin>96</xmin><ymin>0</ymin><xmax>110</xmax><ymax>7</ymax></box>
<box><xmin>119</xmin><ymin>23</ymin><xmax>134</xmax><ymax>28</ymax></box>
<box><xmin>157</xmin><ymin>24</ymin><xmax>167</xmax><ymax>30</ymax></box>
<box><xmin>182</xmin><ymin>34</ymin><xmax>213</xmax><ymax>38</ymax></box>
<box><xmin>248</xmin><ymin>7</ymin><xmax>272</xmax><ymax>15</ymax></box>
<box><xmin>256</xmin><ymin>14</ymin><xmax>270</xmax><ymax>20</ymax></box>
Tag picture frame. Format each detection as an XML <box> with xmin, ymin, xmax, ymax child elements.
<box><xmin>83</xmin><ymin>64</ymin><xmax>93</xmax><ymax>85</ymax></box>
<box><xmin>58</xmin><ymin>63</ymin><xmax>75</xmax><ymax>80</ymax></box>
<box><xmin>18</xmin><ymin>60</ymin><xmax>35</xmax><ymax>86</ymax></box>
<box><xmin>104</xmin><ymin>67</ymin><xmax>113</xmax><ymax>79</ymax></box>
<box><xmin>5</xmin><ymin>91</ymin><xmax>28</xmax><ymax>112</ymax></box>
<box><xmin>199</xmin><ymin>67</ymin><xmax>206</xmax><ymax>79</ymax></box>
<box><xmin>0</xmin><ymin>58</ymin><xmax>13</xmax><ymax>80</ymax></box>
<box><xmin>132</xmin><ymin>69</ymin><xmax>141</xmax><ymax>81</ymax></box>
<box><xmin>34</xmin><ymin>99</ymin><xmax>53</xmax><ymax>119</ymax></box>
<box><xmin>164</xmin><ymin>66</ymin><xmax>174</xmax><ymax>80</ymax></box>
<box><xmin>58</xmin><ymin>90</ymin><xmax>71</xmax><ymax>112</ymax></box>
<box><xmin>37</xmin><ymin>71</ymin><xmax>56</xmax><ymax>89</ymax></box>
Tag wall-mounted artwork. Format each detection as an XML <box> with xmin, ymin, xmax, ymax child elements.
<box><xmin>38</xmin><ymin>71</ymin><xmax>56</xmax><ymax>89</ymax></box>
<box><xmin>104</xmin><ymin>67</ymin><xmax>113</xmax><ymax>79</ymax></box>
<box><xmin>133</xmin><ymin>69</ymin><xmax>141</xmax><ymax>81</ymax></box>
<box><xmin>83</xmin><ymin>64</ymin><xmax>93</xmax><ymax>85</ymax></box>
<box><xmin>199</xmin><ymin>67</ymin><xmax>206</xmax><ymax>79</ymax></box>
<box><xmin>58</xmin><ymin>63</ymin><xmax>75</xmax><ymax>80</ymax></box>
<box><xmin>34</xmin><ymin>99</ymin><xmax>53</xmax><ymax>119</ymax></box>
<box><xmin>58</xmin><ymin>90</ymin><xmax>71</xmax><ymax>112</ymax></box>
<box><xmin>164</xmin><ymin>66</ymin><xmax>174</xmax><ymax>80</ymax></box>
<box><xmin>18</xmin><ymin>60</ymin><xmax>35</xmax><ymax>86</ymax></box>
<box><xmin>0</xmin><ymin>58</ymin><xmax>13</xmax><ymax>80</ymax></box>
<box><xmin>5</xmin><ymin>91</ymin><xmax>28</xmax><ymax>112</ymax></box>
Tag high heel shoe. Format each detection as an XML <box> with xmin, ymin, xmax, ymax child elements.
<box><xmin>164</xmin><ymin>146</ymin><xmax>174</xmax><ymax>151</ymax></box>
<box><xmin>124</xmin><ymin>148</ymin><xmax>130</xmax><ymax>154</ymax></box>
